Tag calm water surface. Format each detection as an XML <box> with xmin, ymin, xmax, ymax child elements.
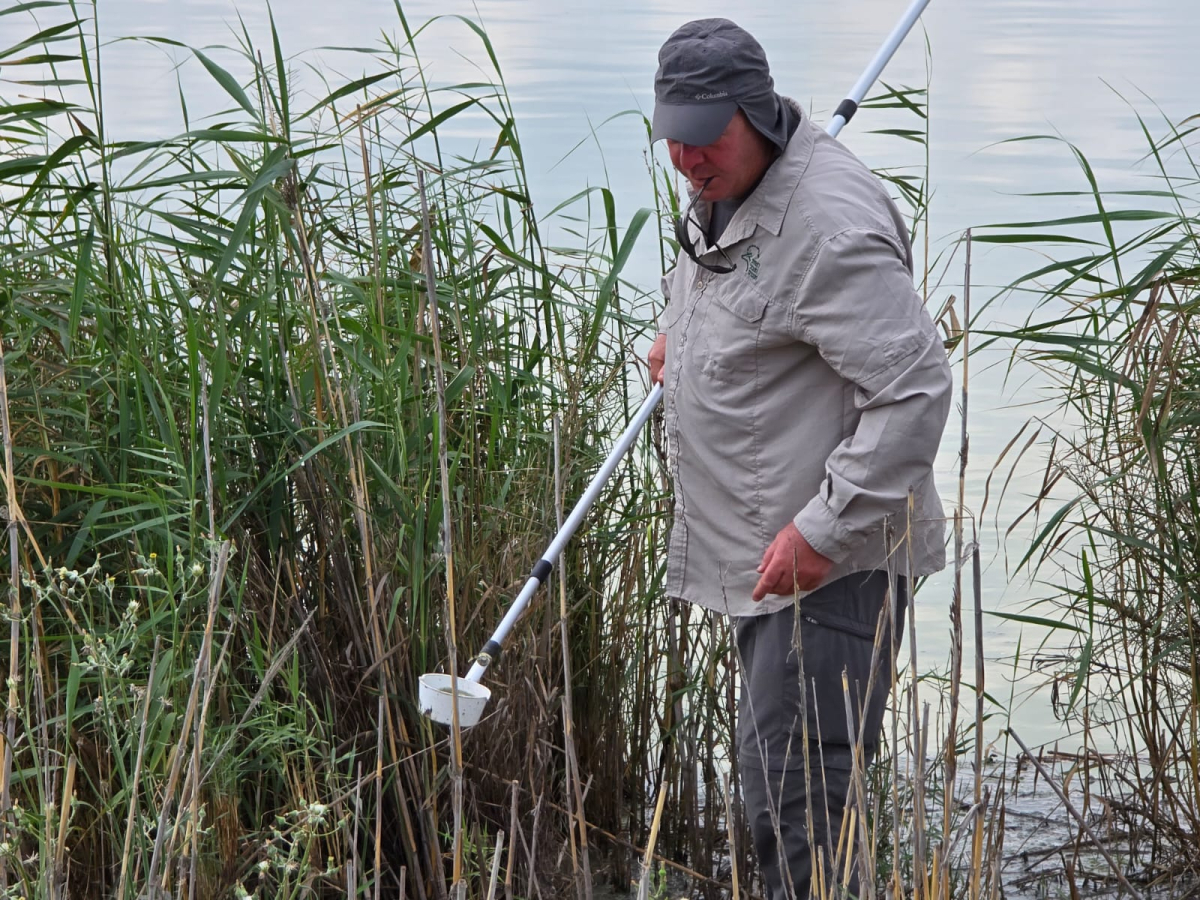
<box><xmin>47</xmin><ymin>0</ymin><xmax>1200</xmax><ymax>746</ymax></box>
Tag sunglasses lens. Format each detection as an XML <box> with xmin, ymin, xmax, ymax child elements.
<box><xmin>673</xmin><ymin>189</ymin><xmax>735</xmax><ymax>275</ymax></box>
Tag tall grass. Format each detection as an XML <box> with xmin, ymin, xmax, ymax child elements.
<box><xmin>976</xmin><ymin>103</ymin><xmax>1200</xmax><ymax>889</ymax></box>
<box><xmin>0</xmin><ymin>2</ymin><xmax>669</xmax><ymax>895</ymax></box>
<box><xmin>1</xmin><ymin>3</ymin><xmax>1158</xmax><ymax>899</ymax></box>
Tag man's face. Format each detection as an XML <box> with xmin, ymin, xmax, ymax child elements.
<box><xmin>666</xmin><ymin>111</ymin><xmax>774</xmax><ymax>202</ymax></box>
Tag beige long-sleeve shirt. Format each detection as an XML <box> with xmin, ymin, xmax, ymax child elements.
<box><xmin>661</xmin><ymin>103</ymin><xmax>953</xmax><ymax>618</ymax></box>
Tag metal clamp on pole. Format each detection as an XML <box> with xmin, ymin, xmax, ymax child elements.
<box><xmin>473</xmin><ymin>639</ymin><xmax>503</xmax><ymax>670</ymax></box>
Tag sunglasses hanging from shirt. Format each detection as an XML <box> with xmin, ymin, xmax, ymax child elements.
<box><xmin>674</xmin><ymin>178</ymin><xmax>738</xmax><ymax>274</ymax></box>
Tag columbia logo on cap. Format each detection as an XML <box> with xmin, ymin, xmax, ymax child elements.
<box><xmin>694</xmin><ymin>91</ymin><xmax>729</xmax><ymax>101</ymax></box>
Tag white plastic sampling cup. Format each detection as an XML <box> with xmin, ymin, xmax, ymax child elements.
<box><xmin>418</xmin><ymin>673</ymin><xmax>492</xmax><ymax>727</ymax></box>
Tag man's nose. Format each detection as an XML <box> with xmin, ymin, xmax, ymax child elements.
<box><xmin>677</xmin><ymin>143</ymin><xmax>704</xmax><ymax>170</ymax></box>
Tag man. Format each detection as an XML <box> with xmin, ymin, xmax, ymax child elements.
<box><xmin>645</xmin><ymin>19</ymin><xmax>952</xmax><ymax>900</ymax></box>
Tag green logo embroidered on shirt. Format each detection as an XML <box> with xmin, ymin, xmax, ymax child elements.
<box><xmin>741</xmin><ymin>244</ymin><xmax>761</xmax><ymax>280</ymax></box>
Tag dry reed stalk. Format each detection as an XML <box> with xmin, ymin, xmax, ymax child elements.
<box><xmin>957</xmin><ymin>229</ymin><xmax>986</xmax><ymax>900</ymax></box>
<box><xmin>970</xmin><ymin>539</ymin><xmax>986</xmax><ymax>900</ymax></box>
<box><xmin>53</xmin><ymin>754</ymin><xmax>76</xmax><ymax>884</ymax></box>
<box><xmin>635</xmin><ymin>773</ymin><xmax>670</xmax><ymax>900</ymax></box>
<box><xmin>916</xmin><ymin>702</ymin><xmax>932</xmax><ymax>900</ymax></box>
<box><xmin>553</xmin><ymin>417</ymin><xmax>593</xmax><ymax>900</ymax></box>
<box><xmin>188</xmin><ymin>682</ymin><xmax>203</xmax><ymax>900</ymax></box>
<box><xmin>43</xmin><ymin>760</ymin><xmax>57</xmax><ymax>900</ymax></box>
<box><xmin>355</xmin><ymin>106</ymin><xmax>385</xmax><ymax>327</ymax></box>
<box><xmin>985</xmin><ymin>800</ymin><xmax>1005</xmax><ymax>900</ymax></box>
<box><xmin>841</xmin><ymin>808</ymin><xmax>857</xmax><ymax>894</ymax></box>
<box><xmin>288</xmin><ymin>165</ymin><xmax>342</xmax><ymax>438</ymax></box>
<box><xmin>836</xmin><ymin>538</ymin><xmax>904</xmax><ymax>900</ymax></box>
<box><xmin>417</xmin><ymin>166</ymin><xmax>466</xmax><ymax>897</ymax></box>
<box><xmin>506</xmin><ymin>781</ymin><xmax>519</xmax><ymax>900</ymax></box>
<box><xmin>351</xmin><ymin>759</ymin><xmax>362</xmax><ymax>896</ymax></box>
<box><xmin>146</xmin><ymin>540</ymin><xmax>229</xmax><ymax>892</ymax></box>
<box><xmin>799</xmin><ymin>637</ymin><xmax>818</xmax><ymax>900</ymax></box>
<box><xmin>29</xmin><ymin>583</ymin><xmax>51</xmax><ymax>885</ymax></box>
<box><xmin>177</xmin><ymin>357</ymin><xmax>221</xmax><ymax>896</ymax></box>
<box><xmin>376</xmin><ymin>694</ymin><xmax>384</xmax><ymax>900</ymax></box>
<box><xmin>200</xmin><ymin>358</ymin><xmax>215</xmax><ymax>541</ymax></box>
<box><xmin>904</xmin><ymin>490</ymin><xmax>928</xmax><ymax>900</ymax></box>
<box><xmin>721</xmin><ymin>770</ymin><xmax>741</xmax><ymax>900</ymax></box>
<box><xmin>942</xmin><ymin>244</ymin><xmax>971</xmax><ymax>894</ymax></box>
<box><xmin>332</xmin><ymin>174</ymin><xmax>385</xmax><ymax>768</ymax></box>
<box><xmin>0</xmin><ymin>333</ymin><xmax>18</xmax><ymax>894</ymax></box>
<box><xmin>888</xmin><ymin>555</ymin><xmax>904</xmax><ymax>900</ymax></box>
<box><xmin>843</xmin><ymin>674</ymin><xmax>873</xmax><ymax>900</ymax></box>
<box><xmin>118</xmin><ymin>636</ymin><xmax>161</xmax><ymax>899</ymax></box>
<box><xmin>184</xmin><ymin>627</ymin><xmax>233</xmax><ymax>803</ymax></box>
<box><xmin>552</xmin><ymin>419</ymin><xmax>577</xmax><ymax>885</ymax></box>
<box><xmin>485</xmin><ymin>831</ymin><xmax>505</xmax><ymax>900</ymax></box>
<box><xmin>527</xmin><ymin>793</ymin><xmax>546</xmax><ymax>900</ymax></box>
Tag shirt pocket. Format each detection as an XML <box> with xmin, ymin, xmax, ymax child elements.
<box><xmin>696</xmin><ymin>276</ymin><xmax>769</xmax><ymax>384</ymax></box>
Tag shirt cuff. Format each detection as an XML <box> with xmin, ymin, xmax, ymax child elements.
<box><xmin>793</xmin><ymin>497</ymin><xmax>852</xmax><ymax>564</ymax></box>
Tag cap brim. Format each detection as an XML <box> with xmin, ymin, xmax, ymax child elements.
<box><xmin>651</xmin><ymin>100</ymin><xmax>738</xmax><ymax>146</ymax></box>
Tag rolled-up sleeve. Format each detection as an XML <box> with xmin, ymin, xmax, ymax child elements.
<box><xmin>790</xmin><ymin>229</ymin><xmax>953</xmax><ymax>563</ymax></box>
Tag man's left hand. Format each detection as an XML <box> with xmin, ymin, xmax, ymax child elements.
<box><xmin>752</xmin><ymin>522</ymin><xmax>834</xmax><ymax>601</ymax></box>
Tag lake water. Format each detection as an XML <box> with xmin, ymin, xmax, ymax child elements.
<box><xmin>29</xmin><ymin>0</ymin><xmax>1200</xmax><ymax>749</ymax></box>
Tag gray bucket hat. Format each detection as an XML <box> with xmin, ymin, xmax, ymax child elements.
<box><xmin>652</xmin><ymin>18</ymin><xmax>786</xmax><ymax>148</ymax></box>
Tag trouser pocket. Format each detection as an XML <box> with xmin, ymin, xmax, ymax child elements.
<box><xmin>736</xmin><ymin>571</ymin><xmax>906</xmax><ymax>771</ymax></box>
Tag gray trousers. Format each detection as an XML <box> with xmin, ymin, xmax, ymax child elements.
<box><xmin>735</xmin><ymin>571</ymin><xmax>906</xmax><ymax>900</ymax></box>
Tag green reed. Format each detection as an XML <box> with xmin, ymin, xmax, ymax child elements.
<box><xmin>0</xmin><ymin>1</ymin><xmax>667</xmax><ymax>895</ymax></box>
<box><xmin>0</xmin><ymin>2</ymin><xmax>1084</xmax><ymax>899</ymax></box>
<box><xmin>976</xmin><ymin>102</ymin><xmax>1200</xmax><ymax>886</ymax></box>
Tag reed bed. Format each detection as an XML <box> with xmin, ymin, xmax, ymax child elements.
<box><xmin>1</xmin><ymin>3</ymin><xmax>1187</xmax><ymax>899</ymax></box>
<box><xmin>974</xmin><ymin>104</ymin><xmax>1200</xmax><ymax>894</ymax></box>
<box><xmin>1</xmin><ymin>3</ymin><xmax>668</xmax><ymax>895</ymax></box>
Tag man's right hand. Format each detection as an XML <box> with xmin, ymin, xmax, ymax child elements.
<box><xmin>648</xmin><ymin>332</ymin><xmax>667</xmax><ymax>385</ymax></box>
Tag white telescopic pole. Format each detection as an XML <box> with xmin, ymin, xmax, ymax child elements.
<box><xmin>464</xmin><ymin>383</ymin><xmax>663</xmax><ymax>682</ymax></box>
<box><xmin>827</xmin><ymin>0</ymin><xmax>933</xmax><ymax>138</ymax></box>
<box><xmin>463</xmin><ymin>0</ymin><xmax>932</xmax><ymax>685</ymax></box>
